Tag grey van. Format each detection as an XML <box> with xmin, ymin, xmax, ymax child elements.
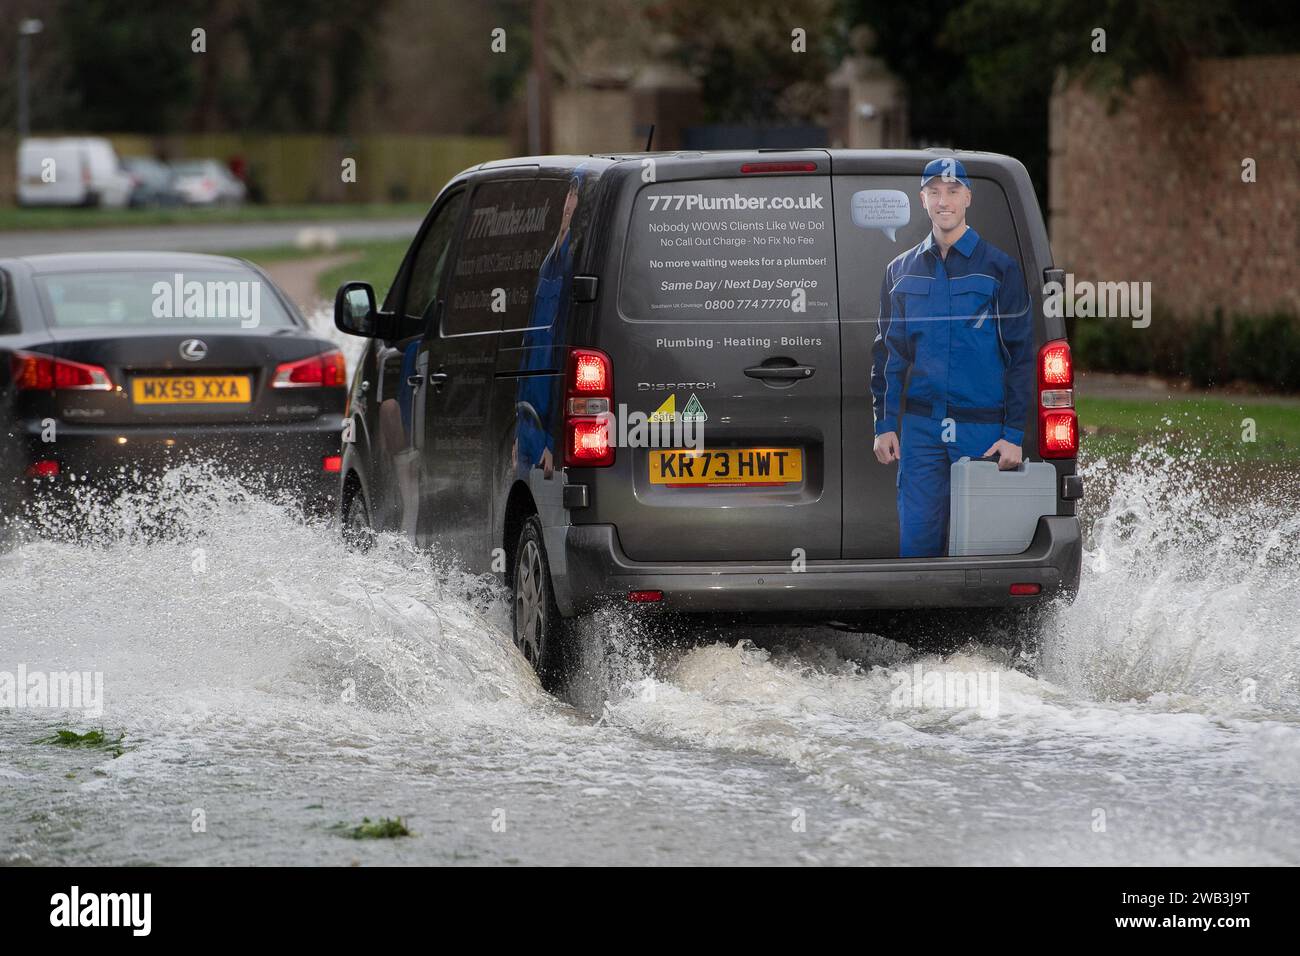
<box><xmin>334</xmin><ymin>149</ymin><xmax>1083</xmax><ymax>686</ymax></box>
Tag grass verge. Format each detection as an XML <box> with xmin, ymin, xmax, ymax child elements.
<box><xmin>1078</xmin><ymin>395</ymin><xmax>1300</xmax><ymax>462</ymax></box>
<box><xmin>225</xmin><ymin>238</ymin><xmax>409</xmax><ymax>305</ymax></box>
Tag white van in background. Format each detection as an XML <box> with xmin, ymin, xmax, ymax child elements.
<box><xmin>16</xmin><ymin>137</ymin><xmax>134</xmax><ymax>208</ymax></box>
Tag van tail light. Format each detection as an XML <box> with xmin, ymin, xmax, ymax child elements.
<box><xmin>26</xmin><ymin>460</ymin><xmax>60</xmax><ymax>478</ymax></box>
<box><xmin>322</xmin><ymin>454</ymin><xmax>342</xmax><ymax>473</ymax></box>
<box><xmin>272</xmin><ymin>349</ymin><xmax>347</xmax><ymax>388</ymax></box>
<box><xmin>564</xmin><ymin>347</ymin><xmax>614</xmax><ymax>467</ymax></box>
<box><xmin>1037</xmin><ymin>340</ymin><xmax>1077</xmax><ymax>458</ymax></box>
<box><xmin>12</xmin><ymin>351</ymin><xmax>114</xmax><ymax>391</ymax></box>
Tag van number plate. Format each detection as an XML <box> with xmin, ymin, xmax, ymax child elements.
<box><xmin>648</xmin><ymin>448</ymin><xmax>803</xmax><ymax>486</ymax></box>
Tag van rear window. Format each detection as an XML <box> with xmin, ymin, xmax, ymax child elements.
<box><xmin>619</xmin><ymin>176</ymin><xmax>837</xmax><ymax>323</ymax></box>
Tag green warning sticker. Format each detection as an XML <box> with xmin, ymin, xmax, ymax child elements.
<box><xmin>681</xmin><ymin>393</ymin><xmax>707</xmax><ymax>423</ymax></box>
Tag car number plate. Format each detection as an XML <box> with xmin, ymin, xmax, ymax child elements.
<box><xmin>648</xmin><ymin>448</ymin><xmax>803</xmax><ymax>486</ymax></box>
<box><xmin>131</xmin><ymin>375</ymin><xmax>252</xmax><ymax>404</ymax></box>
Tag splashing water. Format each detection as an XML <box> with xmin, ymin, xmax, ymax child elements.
<box><xmin>1</xmin><ymin>447</ymin><xmax>1297</xmax><ymax>865</ymax></box>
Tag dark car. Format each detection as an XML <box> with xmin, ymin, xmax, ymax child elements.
<box><xmin>122</xmin><ymin>156</ymin><xmax>182</xmax><ymax>208</ymax></box>
<box><xmin>0</xmin><ymin>252</ymin><xmax>345</xmax><ymax>517</ymax></box>
<box><xmin>333</xmin><ymin>149</ymin><xmax>1083</xmax><ymax>687</ymax></box>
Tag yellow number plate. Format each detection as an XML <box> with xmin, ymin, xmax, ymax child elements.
<box><xmin>649</xmin><ymin>448</ymin><xmax>803</xmax><ymax>486</ymax></box>
<box><xmin>131</xmin><ymin>376</ymin><xmax>252</xmax><ymax>405</ymax></box>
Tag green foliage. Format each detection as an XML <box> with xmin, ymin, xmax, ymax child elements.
<box><xmin>38</xmin><ymin>728</ymin><xmax>126</xmax><ymax>757</ymax></box>
<box><xmin>56</xmin><ymin>0</ymin><xmax>204</xmax><ymax>133</ymax></box>
<box><xmin>837</xmin><ymin>0</ymin><xmax>1300</xmax><ymax>201</ymax></box>
<box><xmin>332</xmin><ymin>816</ymin><xmax>412</xmax><ymax>840</ymax></box>
<box><xmin>1073</xmin><ymin>310</ymin><xmax>1300</xmax><ymax>391</ymax></box>
<box><xmin>656</xmin><ymin>0</ymin><xmax>837</xmax><ymax>125</ymax></box>
<box><xmin>12</xmin><ymin>0</ymin><xmax>394</xmax><ymax>134</ymax></box>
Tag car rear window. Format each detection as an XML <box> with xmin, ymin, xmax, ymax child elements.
<box><xmin>619</xmin><ymin>175</ymin><xmax>838</xmax><ymax>324</ymax></box>
<box><xmin>34</xmin><ymin>270</ymin><xmax>294</xmax><ymax>330</ymax></box>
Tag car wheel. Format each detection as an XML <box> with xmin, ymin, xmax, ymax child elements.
<box><xmin>342</xmin><ymin>489</ymin><xmax>376</xmax><ymax>551</ymax></box>
<box><xmin>512</xmin><ymin>516</ymin><xmax>573</xmax><ymax>691</ymax></box>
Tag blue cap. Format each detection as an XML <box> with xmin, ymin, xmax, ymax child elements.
<box><xmin>921</xmin><ymin>157</ymin><xmax>971</xmax><ymax>189</ymax></box>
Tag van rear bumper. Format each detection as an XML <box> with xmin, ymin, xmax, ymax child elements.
<box><xmin>549</xmin><ymin>516</ymin><xmax>1082</xmax><ymax>617</ymax></box>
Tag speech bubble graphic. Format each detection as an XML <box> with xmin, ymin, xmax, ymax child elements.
<box><xmin>851</xmin><ymin>189</ymin><xmax>910</xmax><ymax>242</ymax></box>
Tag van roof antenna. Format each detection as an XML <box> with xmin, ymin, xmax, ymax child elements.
<box><xmin>644</xmin><ymin>124</ymin><xmax>655</xmax><ymax>152</ymax></box>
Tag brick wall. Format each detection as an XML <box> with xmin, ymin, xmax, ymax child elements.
<box><xmin>1050</xmin><ymin>55</ymin><xmax>1300</xmax><ymax>319</ymax></box>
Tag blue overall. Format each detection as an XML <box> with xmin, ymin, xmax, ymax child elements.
<box><xmin>870</xmin><ymin>227</ymin><xmax>1033</xmax><ymax>557</ymax></box>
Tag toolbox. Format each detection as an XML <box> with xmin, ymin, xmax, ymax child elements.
<box><xmin>948</xmin><ymin>456</ymin><xmax>1058</xmax><ymax>557</ymax></box>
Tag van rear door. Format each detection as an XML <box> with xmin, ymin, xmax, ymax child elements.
<box><xmin>828</xmin><ymin>157</ymin><xmax>1042</xmax><ymax>557</ymax></box>
<box><xmin>593</xmin><ymin>154</ymin><xmax>841</xmax><ymax>562</ymax></box>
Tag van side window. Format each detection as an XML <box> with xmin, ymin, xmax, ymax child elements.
<box><xmin>402</xmin><ymin>190</ymin><xmax>466</xmax><ymax>322</ymax></box>
<box><xmin>442</xmin><ymin>177</ymin><xmax>574</xmax><ymax>336</ymax></box>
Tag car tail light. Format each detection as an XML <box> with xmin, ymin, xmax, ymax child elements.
<box><xmin>12</xmin><ymin>351</ymin><xmax>114</xmax><ymax>391</ymax></box>
<box><xmin>627</xmin><ymin>590</ymin><xmax>663</xmax><ymax>603</ymax></box>
<box><xmin>1010</xmin><ymin>583</ymin><xmax>1042</xmax><ymax>596</ymax></box>
<box><xmin>26</xmin><ymin>460</ymin><xmax>60</xmax><ymax>478</ymax></box>
<box><xmin>564</xmin><ymin>348</ymin><xmax>614</xmax><ymax>467</ymax></box>
<box><xmin>272</xmin><ymin>350</ymin><xmax>346</xmax><ymax>388</ymax></box>
<box><xmin>322</xmin><ymin>454</ymin><xmax>342</xmax><ymax>473</ymax></box>
<box><xmin>740</xmin><ymin>161</ymin><xmax>818</xmax><ymax>174</ymax></box>
<box><xmin>1037</xmin><ymin>340</ymin><xmax>1077</xmax><ymax>458</ymax></box>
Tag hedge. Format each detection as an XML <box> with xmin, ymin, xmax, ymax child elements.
<box><xmin>1069</xmin><ymin>310</ymin><xmax>1300</xmax><ymax>391</ymax></box>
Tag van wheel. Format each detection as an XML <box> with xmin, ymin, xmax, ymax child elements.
<box><xmin>342</xmin><ymin>488</ymin><xmax>375</xmax><ymax>551</ymax></box>
<box><xmin>512</xmin><ymin>516</ymin><xmax>572</xmax><ymax>691</ymax></box>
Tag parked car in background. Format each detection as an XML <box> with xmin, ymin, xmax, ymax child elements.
<box><xmin>0</xmin><ymin>252</ymin><xmax>345</xmax><ymax>518</ymax></box>
<box><xmin>122</xmin><ymin>156</ymin><xmax>182</xmax><ymax>207</ymax></box>
<box><xmin>170</xmin><ymin>159</ymin><xmax>247</xmax><ymax>206</ymax></box>
<box><xmin>16</xmin><ymin>137</ymin><xmax>134</xmax><ymax>208</ymax></box>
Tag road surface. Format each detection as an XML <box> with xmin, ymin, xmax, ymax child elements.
<box><xmin>0</xmin><ymin>218</ymin><xmax>421</xmax><ymax>257</ymax></box>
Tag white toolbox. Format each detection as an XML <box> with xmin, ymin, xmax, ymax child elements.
<box><xmin>948</xmin><ymin>457</ymin><xmax>1058</xmax><ymax>556</ymax></box>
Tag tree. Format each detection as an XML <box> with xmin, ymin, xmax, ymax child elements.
<box><xmin>838</xmin><ymin>0</ymin><xmax>1300</xmax><ymax>202</ymax></box>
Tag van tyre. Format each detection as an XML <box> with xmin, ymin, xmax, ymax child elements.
<box><xmin>512</xmin><ymin>516</ymin><xmax>573</xmax><ymax>692</ymax></box>
<box><xmin>342</xmin><ymin>489</ymin><xmax>376</xmax><ymax>551</ymax></box>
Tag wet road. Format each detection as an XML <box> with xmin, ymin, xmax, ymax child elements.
<box><xmin>0</xmin><ymin>218</ymin><xmax>421</xmax><ymax>257</ymax></box>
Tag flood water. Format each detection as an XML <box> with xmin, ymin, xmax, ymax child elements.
<box><xmin>2</xmin><ymin>442</ymin><xmax>1297</xmax><ymax>866</ymax></box>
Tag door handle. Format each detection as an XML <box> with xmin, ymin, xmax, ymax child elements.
<box><xmin>428</xmin><ymin>371</ymin><xmax>449</xmax><ymax>386</ymax></box>
<box><xmin>744</xmin><ymin>364</ymin><xmax>815</xmax><ymax>380</ymax></box>
<box><xmin>405</xmin><ymin>375</ymin><xmax>423</xmax><ymax>387</ymax></box>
